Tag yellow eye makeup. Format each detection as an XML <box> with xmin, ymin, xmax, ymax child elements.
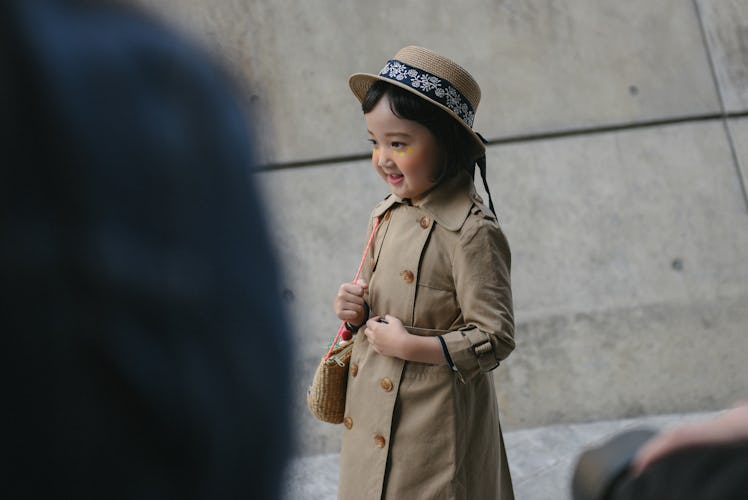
<box><xmin>395</xmin><ymin>147</ymin><xmax>414</xmax><ymax>157</ymax></box>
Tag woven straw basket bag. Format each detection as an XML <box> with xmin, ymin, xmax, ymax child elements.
<box><xmin>306</xmin><ymin>218</ymin><xmax>379</xmax><ymax>424</ymax></box>
<box><xmin>306</xmin><ymin>341</ymin><xmax>354</xmax><ymax>423</ymax></box>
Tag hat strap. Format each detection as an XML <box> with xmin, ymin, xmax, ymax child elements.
<box><xmin>475</xmin><ymin>133</ymin><xmax>496</xmax><ymax>216</ymax></box>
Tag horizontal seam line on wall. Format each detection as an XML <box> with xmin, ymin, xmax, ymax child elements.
<box><xmin>255</xmin><ymin>111</ymin><xmax>748</xmax><ymax>172</ymax></box>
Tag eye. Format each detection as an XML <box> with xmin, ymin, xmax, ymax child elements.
<box><xmin>391</xmin><ymin>141</ymin><xmax>405</xmax><ymax>149</ymax></box>
<box><xmin>368</xmin><ymin>139</ymin><xmax>378</xmax><ymax>148</ymax></box>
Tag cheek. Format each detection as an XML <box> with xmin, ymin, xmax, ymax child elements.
<box><xmin>401</xmin><ymin>149</ymin><xmax>432</xmax><ymax>173</ymax></box>
<box><xmin>371</xmin><ymin>149</ymin><xmax>379</xmax><ymax>164</ymax></box>
<box><xmin>393</xmin><ymin>147</ymin><xmax>413</xmax><ymax>160</ymax></box>
<box><xmin>420</xmin><ymin>148</ymin><xmax>443</xmax><ymax>178</ymax></box>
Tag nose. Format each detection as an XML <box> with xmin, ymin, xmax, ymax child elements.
<box><xmin>377</xmin><ymin>148</ymin><xmax>391</xmax><ymax>168</ymax></box>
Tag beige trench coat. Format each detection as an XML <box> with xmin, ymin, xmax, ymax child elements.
<box><xmin>337</xmin><ymin>172</ymin><xmax>515</xmax><ymax>500</ymax></box>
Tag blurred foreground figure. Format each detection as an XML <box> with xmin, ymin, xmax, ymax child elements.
<box><xmin>573</xmin><ymin>404</ymin><xmax>748</xmax><ymax>500</ymax></box>
<box><xmin>0</xmin><ymin>0</ymin><xmax>290</xmax><ymax>498</ymax></box>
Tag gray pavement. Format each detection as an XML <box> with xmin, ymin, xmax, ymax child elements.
<box><xmin>282</xmin><ymin>410</ymin><xmax>720</xmax><ymax>500</ymax></box>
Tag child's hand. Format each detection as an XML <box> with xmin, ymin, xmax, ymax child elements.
<box><xmin>364</xmin><ymin>315</ymin><xmax>409</xmax><ymax>358</ymax></box>
<box><xmin>333</xmin><ymin>279</ymin><xmax>368</xmax><ymax>326</ymax></box>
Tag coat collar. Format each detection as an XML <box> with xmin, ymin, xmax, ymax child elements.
<box><xmin>372</xmin><ymin>171</ymin><xmax>477</xmax><ymax>231</ymax></box>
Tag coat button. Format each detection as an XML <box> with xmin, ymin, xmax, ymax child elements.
<box><xmin>350</xmin><ymin>363</ymin><xmax>358</xmax><ymax>377</ymax></box>
<box><xmin>374</xmin><ymin>435</ymin><xmax>386</xmax><ymax>448</ymax></box>
<box><xmin>419</xmin><ymin>216</ymin><xmax>430</xmax><ymax>229</ymax></box>
<box><xmin>380</xmin><ymin>378</ymin><xmax>393</xmax><ymax>392</ymax></box>
<box><xmin>343</xmin><ymin>416</ymin><xmax>353</xmax><ymax>429</ymax></box>
<box><xmin>400</xmin><ymin>270</ymin><xmax>414</xmax><ymax>283</ymax></box>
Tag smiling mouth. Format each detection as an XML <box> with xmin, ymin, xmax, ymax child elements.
<box><xmin>387</xmin><ymin>173</ymin><xmax>404</xmax><ymax>185</ymax></box>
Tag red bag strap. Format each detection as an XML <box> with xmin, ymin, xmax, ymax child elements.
<box><xmin>324</xmin><ymin>216</ymin><xmax>381</xmax><ymax>361</ymax></box>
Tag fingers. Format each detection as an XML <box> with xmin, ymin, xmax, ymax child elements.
<box><xmin>363</xmin><ymin>315</ymin><xmax>407</xmax><ymax>358</ymax></box>
<box><xmin>336</xmin><ymin>300</ymin><xmax>364</xmax><ymax>322</ymax></box>
<box><xmin>364</xmin><ymin>316</ymin><xmax>381</xmax><ymax>334</ymax></box>
<box><xmin>336</xmin><ymin>287</ymin><xmax>364</xmax><ymax>313</ymax></box>
<box><xmin>334</xmin><ymin>281</ymin><xmax>368</xmax><ymax>323</ymax></box>
<box><xmin>339</xmin><ymin>281</ymin><xmax>367</xmax><ymax>301</ymax></box>
<box><xmin>363</xmin><ymin>318</ymin><xmax>381</xmax><ymax>353</ymax></box>
<box><xmin>383</xmin><ymin>314</ymin><xmax>400</xmax><ymax>326</ymax></box>
<box><xmin>365</xmin><ymin>316</ymin><xmax>381</xmax><ymax>328</ymax></box>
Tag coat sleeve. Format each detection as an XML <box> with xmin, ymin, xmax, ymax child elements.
<box><xmin>441</xmin><ymin>214</ymin><xmax>515</xmax><ymax>383</ymax></box>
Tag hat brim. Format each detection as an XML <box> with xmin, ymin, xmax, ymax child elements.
<box><xmin>349</xmin><ymin>72</ymin><xmax>486</xmax><ymax>162</ymax></box>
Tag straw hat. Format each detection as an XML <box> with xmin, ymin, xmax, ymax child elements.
<box><xmin>349</xmin><ymin>45</ymin><xmax>486</xmax><ymax>161</ymax></box>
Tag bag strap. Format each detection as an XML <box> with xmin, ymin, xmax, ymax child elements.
<box><xmin>324</xmin><ymin>216</ymin><xmax>381</xmax><ymax>361</ymax></box>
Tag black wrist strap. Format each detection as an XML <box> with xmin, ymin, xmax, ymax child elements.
<box><xmin>437</xmin><ymin>336</ymin><xmax>457</xmax><ymax>371</ymax></box>
<box><xmin>345</xmin><ymin>301</ymin><xmax>370</xmax><ymax>331</ymax></box>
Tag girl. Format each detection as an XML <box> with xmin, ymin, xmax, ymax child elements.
<box><xmin>333</xmin><ymin>46</ymin><xmax>515</xmax><ymax>499</ymax></box>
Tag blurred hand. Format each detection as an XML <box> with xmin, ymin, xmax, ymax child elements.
<box><xmin>631</xmin><ymin>402</ymin><xmax>748</xmax><ymax>475</ymax></box>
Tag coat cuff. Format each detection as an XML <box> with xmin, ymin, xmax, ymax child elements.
<box><xmin>442</xmin><ymin>328</ymin><xmax>502</xmax><ymax>383</ymax></box>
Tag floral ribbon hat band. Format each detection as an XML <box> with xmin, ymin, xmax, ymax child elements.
<box><xmin>379</xmin><ymin>59</ymin><xmax>476</xmax><ymax>128</ymax></box>
<box><xmin>348</xmin><ymin>45</ymin><xmax>486</xmax><ymax>161</ymax></box>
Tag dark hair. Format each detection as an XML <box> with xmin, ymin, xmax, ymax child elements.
<box><xmin>361</xmin><ymin>80</ymin><xmax>475</xmax><ymax>182</ymax></box>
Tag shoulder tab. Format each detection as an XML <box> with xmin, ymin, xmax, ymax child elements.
<box><xmin>470</xmin><ymin>196</ymin><xmax>497</xmax><ymax>222</ymax></box>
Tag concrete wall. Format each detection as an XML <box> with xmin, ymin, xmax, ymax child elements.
<box><xmin>134</xmin><ymin>0</ymin><xmax>748</xmax><ymax>456</ymax></box>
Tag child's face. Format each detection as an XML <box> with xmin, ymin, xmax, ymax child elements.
<box><xmin>365</xmin><ymin>94</ymin><xmax>440</xmax><ymax>204</ymax></box>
